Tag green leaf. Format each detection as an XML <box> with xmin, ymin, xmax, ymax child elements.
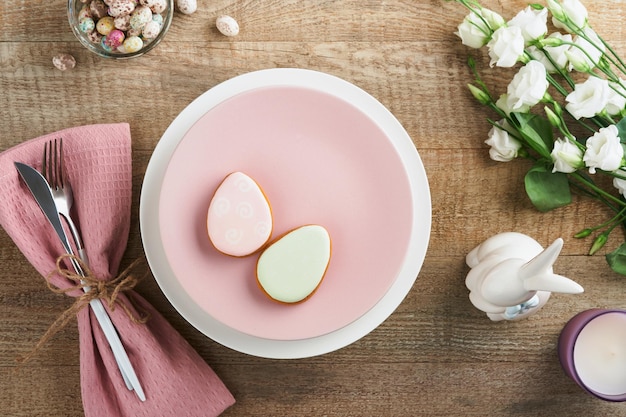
<box><xmin>606</xmin><ymin>243</ymin><xmax>626</xmax><ymax>276</ymax></box>
<box><xmin>510</xmin><ymin>112</ymin><xmax>553</xmax><ymax>158</ymax></box>
<box><xmin>617</xmin><ymin>117</ymin><xmax>626</xmax><ymax>144</ymax></box>
<box><xmin>524</xmin><ymin>164</ymin><xmax>572</xmax><ymax>212</ymax></box>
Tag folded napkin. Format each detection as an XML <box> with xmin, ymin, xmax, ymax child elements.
<box><xmin>0</xmin><ymin>123</ymin><xmax>235</xmax><ymax>417</ymax></box>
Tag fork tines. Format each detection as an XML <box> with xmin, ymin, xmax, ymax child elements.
<box><xmin>43</xmin><ymin>138</ymin><xmax>64</xmax><ymax>189</ymax></box>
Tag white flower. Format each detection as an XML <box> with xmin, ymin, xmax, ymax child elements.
<box><xmin>505</xmin><ymin>61</ymin><xmax>549</xmax><ymax>111</ymax></box>
<box><xmin>548</xmin><ymin>0</ymin><xmax>588</xmax><ymax>31</ymax></box>
<box><xmin>584</xmin><ymin>125</ymin><xmax>624</xmax><ymax>174</ymax></box>
<box><xmin>566</xmin><ymin>28</ymin><xmax>605</xmax><ymax>72</ymax></box>
<box><xmin>496</xmin><ymin>94</ymin><xmax>530</xmax><ymax>115</ymax></box>
<box><xmin>606</xmin><ymin>79</ymin><xmax>626</xmax><ymax>116</ymax></box>
<box><xmin>456</xmin><ymin>8</ymin><xmax>505</xmax><ymax>49</ymax></box>
<box><xmin>565</xmin><ymin>77</ymin><xmax>611</xmax><ymax>119</ymax></box>
<box><xmin>487</xmin><ymin>25</ymin><xmax>525</xmax><ymax>67</ymax></box>
<box><xmin>508</xmin><ymin>6</ymin><xmax>548</xmax><ymax>44</ymax></box>
<box><xmin>485</xmin><ymin>119</ymin><xmax>522</xmax><ymax>162</ymax></box>
<box><xmin>613</xmin><ymin>169</ymin><xmax>626</xmax><ymax>196</ymax></box>
<box><xmin>527</xmin><ymin>32</ymin><xmax>572</xmax><ymax>73</ymax></box>
<box><xmin>551</xmin><ymin>137</ymin><xmax>584</xmax><ymax>173</ymax></box>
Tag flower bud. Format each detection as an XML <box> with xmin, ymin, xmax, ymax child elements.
<box><xmin>545</xmin><ymin>106</ymin><xmax>561</xmax><ymax>128</ymax></box>
<box><xmin>481</xmin><ymin>8</ymin><xmax>506</xmax><ymax>31</ymax></box>
<box><xmin>589</xmin><ymin>232</ymin><xmax>608</xmax><ymax>255</ymax></box>
<box><xmin>546</xmin><ymin>0</ymin><xmax>566</xmax><ymax>22</ymax></box>
<box><xmin>566</xmin><ymin>49</ymin><xmax>591</xmax><ymax>72</ymax></box>
<box><xmin>537</xmin><ymin>36</ymin><xmax>564</xmax><ymax>48</ymax></box>
<box><xmin>467</xmin><ymin>84</ymin><xmax>491</xmax><ymax>105</ymax></box>
<box><xmin>541</xmin><ymin>91</ymin><xmax>553</xmax><ymax>103</ymax></box>
<box><xmin>597</xmin><ymin>56</ymin><xmax>611</xmax><ymax>72</ymax></box>
<box><xmin>574</xmin><ymin>228</ymin><xmax>593</xmax><ymax>238</ymax></box>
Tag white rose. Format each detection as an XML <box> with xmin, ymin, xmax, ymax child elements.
<box><xmin>549</xmin><ymin>0</ymin><xmax>588</xmax><ymax>31</ymax></box>
<box><xmin>527</xmin><ymin>32</ymin><xmax>573</xmax><ymax>73</ymax></box>
<box><xmin>487</xmin><ymin>25</ymin><xmax>525</xmax><ymax>68</ymax></box>
<box><xmin>566</xmin><ymin>28</ymin><xmax>604</xmax><ymax>72</ymax></box>
<box><xmin>606</xmin><ymin>79</ymin><xmax>626</xmax><ymax>116</ymax></box>
<box><xmin>551</xmin><ymin>137</ymin><xmax>584</xmax><ymax>173</ymax></box>
<box><xmin>613</xmin><ymin>169</ymin><xmax>626</xmax><ymax>196</ymax></box>
<box><xmin>485</xmin><ymin>119</ymin><xmax>522</xmax><ymax>162</ymax></box>
<box><xmin>505</xmin><ymin>61</ymin><xmax>549</xmax><ymax>111</ymax></box>
<box><xmin>456</xmin><ymin>8</ymin><xmax>505</xmax><ymax>49</ymax></box>
<box><xmin>583</xmin><ymin>125</ymin><xmax>624</xmax><ymax>174</ymax></box>
<box><xmin>565</xmin><ymin>76</ymin><xmax>610</xmax><ymax>119</ymax></box>
<box><xmin>508</xmin><ymin>6</ymin><xmax>548</xmax><ymax>44</ymax></box>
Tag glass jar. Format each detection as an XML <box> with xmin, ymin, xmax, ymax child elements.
<box><xmin>67</xmin><ymin>0</ymin><xmax>174</xmax><ymax>59</ymax></box>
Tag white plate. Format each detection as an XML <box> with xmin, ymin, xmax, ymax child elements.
<box><xmin>140</xmin><ymin>68</ymin><xmax>431</xmax><ymax>358</ymax></box>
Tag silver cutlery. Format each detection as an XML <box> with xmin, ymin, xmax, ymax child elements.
<box><xmin>40</xmin><ymin>138</ymin><xmax>145</xmax><ymax>401</ymax></box>
<box><xmin>15</xmin><ymin>149</ymin><xmax>146</xmax><ymax>402</ymax></box>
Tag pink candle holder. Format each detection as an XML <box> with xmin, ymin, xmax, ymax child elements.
<box><xmin>558</xmin><ymin>309</ymin><xmax>626</xmax><ymax>401</ymax></box>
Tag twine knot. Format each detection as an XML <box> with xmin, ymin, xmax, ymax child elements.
<box><xmin>17</xmin><ymin>254</ymin><xmax>150</xmax><ymax>364</ymax></box>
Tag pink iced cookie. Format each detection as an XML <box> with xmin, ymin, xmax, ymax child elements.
<box><xmin>207</xmin><ymin>172</ymin><xmax>273</xmax><ymax>257</ymax></box>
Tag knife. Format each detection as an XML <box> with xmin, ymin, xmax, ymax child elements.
<box><xmin>14</xmin><ymin>162</ymin><xmax>146</xmax><ymax>402</ymax></box>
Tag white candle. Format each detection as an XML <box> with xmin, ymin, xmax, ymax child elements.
<box><xmin>573</xmin><ymin>312</ymin><xmax>626</xmax><ymax>396</ymax></box>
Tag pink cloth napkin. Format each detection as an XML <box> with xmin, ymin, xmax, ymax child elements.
<box><xmin>0</xmin><ymin>123</ymin><xmax>235</xmax><ymax>417</ymax></box>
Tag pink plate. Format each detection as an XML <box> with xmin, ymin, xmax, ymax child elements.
<box><xmin>158</xmin><ymin>84</ymin><xmax>414</xmax><ymax>340</ymax></box>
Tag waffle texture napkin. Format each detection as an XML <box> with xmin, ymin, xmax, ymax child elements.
<box><xmin>0</xmin><ymin>123</ymin><xmax>235</xmax><ymax>416</ymax></box>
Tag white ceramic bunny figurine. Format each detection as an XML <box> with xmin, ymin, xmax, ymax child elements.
<box><xmin>466</xmin><ymin>232</ymin><xmax>583</xmax><ymax>321</ymax></box>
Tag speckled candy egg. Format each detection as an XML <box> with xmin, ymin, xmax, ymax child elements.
<box><xmin>123</xmin><ymin>35</ymin><xmax>144</xmax><ymax>53</ymax></box>
<box><xmin>141</xmin><ymin>0</ymin><xmax>167</xmax><ymax>14</ymax></box>
<box><xmin>87</xmin><ymin>30</ymin><xmax>103</xmax><ymax>44</ymax></box>
<box><xmin>108</xmin><ymin>0</ymin><xmax>135</xmax><ymax>17</ymax></box>
<box><xmin>151</xmin><ymin>13</ymin><xmax>163</xmax><ymax>26</ymax></box>
<box><xmin>78</xmin><ymin>5</ymin><xmax>92</xmax><ymax>20</ymax></box>
<box><xmin>104</xmin><ymin>29</ymin><xmax>125</xmax><ymax>48</ymax></box>
<box><xmin>100</xmin><ymin>37</ymin><xmax>113</xmax><ymax>52</ymax></box>
<box><xmin>114</xmin><ymin>14</ymin><xmax>131</xmax><ymax>30</ymax></box>
<box><xmin>52</xmin><ymin>53</ymin><xmax>76</xmax><ymax>71</ymax></box>
<box><xmin>96</xmin><ymin>16</ymin><xmax>115</xmax><ymax>35</ymax></box>
<box><xmin>90</xmin><ymin>0</ymin><xmax>109</xmax><ymax>19</ymax></box>
<box><xmin>176</xmin><ymin>0</ymin><xmax>196</xmax><ymax>15</ymax></box>
<box><xmin>216</xmin><ymin>15</ymin><xmax>239</xmax><ymax>37</ymax></box>
<box><xmin>129</xmin><ymin>5</ymin><xmax>152</xmax><ymax>30</ymax></box>
<box><xmin>142</xmin><ymin>20</ymin><xmax>161</xmax><ymax>39</ymax></box>
<box><xmin>79</xmin><ymin>17</ymin><xmax>96</xmax><ymax>33</ymax></box>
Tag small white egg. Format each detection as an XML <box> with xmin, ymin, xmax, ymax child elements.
<box><xmin>216</xmin><ymin>15</ymin><xmax>239</xmax><ymax>37</ymax></box>
<box><xmin>176</xmin><ymin>0</ymin><xmax>197</xmax><ymax>15</ymax></box>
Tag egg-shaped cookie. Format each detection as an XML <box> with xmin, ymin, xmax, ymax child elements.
<box><xmin>207</xmin><ymin>172</ymin><xmax>273</xmax><ymax>257</ymax></box>
<box><xmin>256</xmin><ymin>224</ymin><xmax>331</xmax><ymax>304</ymax></box>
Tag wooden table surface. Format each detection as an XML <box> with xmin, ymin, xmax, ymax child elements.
<box><xmin>3</xmin><ymin>0</ymin><xmax>626</xmax><ymax>415</ymax></box>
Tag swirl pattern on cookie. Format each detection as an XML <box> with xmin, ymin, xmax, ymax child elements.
<box><xmin>207</xmin><ymin>172</ymin><xmax>273</xmax><ymax>257</ymax></box>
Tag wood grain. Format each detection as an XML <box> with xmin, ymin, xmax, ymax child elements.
<box><xmin>3</xmin><ymin>0</ymin><xmax>626</xmax><ymax>416</ymax></box>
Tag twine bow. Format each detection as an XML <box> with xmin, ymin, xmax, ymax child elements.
<box><xmin>17</xmin><ymin>254</ymin><xmax>150</xmax><ymax>364</ymax></box>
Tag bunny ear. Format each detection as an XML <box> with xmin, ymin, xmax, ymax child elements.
<box><xmin>523</xmin><ymin>272</ymin><xmax>584</xmax><ymax>294</ymax></box>
<box><xmin>519</xmin><ymin>238</ymin><xmax>563</xmax><ymax>279</ymax></box>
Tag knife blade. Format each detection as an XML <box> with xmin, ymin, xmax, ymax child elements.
<box><xmin>15</xmin><ymin>162</ymin><xmax>74</xmax><ymax>255</ymax></box>
<box><xmin>14</xmin><ymin>161</ymin><xmax>146</xmax><ymax>402</ymax></box>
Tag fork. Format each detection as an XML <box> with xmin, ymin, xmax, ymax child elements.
<box><xmin>42</xmin><ymin>139</ymin><xmax>87</xmax><ymax>266</ymax></box>
<box><xmin>43</xmin><ymin>138</ymin><xmax>146</xmax><ymax>401</ymax></box>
